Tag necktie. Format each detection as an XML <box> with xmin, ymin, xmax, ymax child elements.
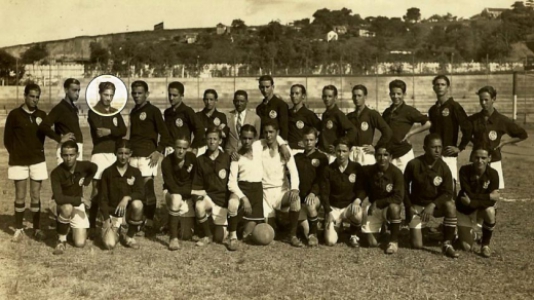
<box><xmin>236</xmin><ymin>112</ymin><xmax>243</xmax><ymax>135</ymax></box>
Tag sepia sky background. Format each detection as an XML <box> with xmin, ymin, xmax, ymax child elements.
<box><xmin>0</xmin><ymin>0</ymin><xmax>512</xmax><ymax>47</ymax></box>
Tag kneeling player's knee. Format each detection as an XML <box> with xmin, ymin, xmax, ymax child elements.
<box><xmin>442</xmin><ymin>201</ymin><xmax>456</xmax><ymax>217</ymax></box>
<box><xmin>130</xmin><ymin>200</ymin><xmax>144</xmax><ymax>213</ymax></box>
<box><xmin>306</xmin><ymin>204</ymin><xmax>317</xmax><ymax>216</ymax></box>
<box><xmin>289</xmin><ymin>199</ymin><xmax>301</xmax><ymax>212</ymax></box>
<box><xmin>58</xmin><ymin>204</ymin><xmax>73</xmax><ymax>218</ymax></box>
<box><xmin>228</xmin><ymin>198</ymin><xmax>240</xmax><ymax>216</ymax></box>
<box><xmin>167</xmin><ymin>194</ymin><xmax>183</xmax><ymax>212</ymax></box>
<box><xmin>483</xmin><ymin>206</ymin><xmax>496</xmax><ymax>222</ymax></box>
<box><xmin>388</xmin><ymin>203</ymin><xmax>401</xmax><ymax>218</ymax></box>
<box><xmin>195</xmin><ymin>200</ymin><xmax>206</xmax><ymax>215</ymax></box>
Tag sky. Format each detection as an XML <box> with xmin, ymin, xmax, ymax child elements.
<box><xmin>0</xmin><ymin>0</ymin><xmax>514</xmax><ymax>47</ymax></box>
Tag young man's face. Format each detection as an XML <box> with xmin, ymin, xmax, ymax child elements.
<box><xmin>389</xmin><ymin>87</ymin><xmax>404</xmax><ymax>106</ymax></box>
<box><xmin>24</xmin><ymin>89</ymin><xmax>40</xmax><ymax>110</ymax></box>
<box><xmin>375</xmin><ymin>148</ymin><xmax>391</xmax><ymax>170</ymax></box>
<box><xmin>173</xmin><ymin>140</ymin><xmax>189</xmax><ymax>160</ymax></box>
<box><xmin>206</xmin><ymin>132</ymin><xmax>222</xmax><ymax>151</ymax></box>
<box><xmin>335</xmin><ymin>144</ymin><xmax>350</xmax><ymax>164</ymax></box>
<box><xmin>100</xmin><ymin>89</ymin><xmax>114</xmax><ymax>107</ymax></box>
<box><xmin>302</xmin><ymin>133</ymin><xmax>317</xmax><ymax>152</ymax></box>
<box><xmin>233</xmin><ymin>95</ymin><xmax>247</xmax><ymax>113</ymax></box>
<box><xmin>479</xmin><ymin>92</ymin><xmax>495</xmax><ymax>112</ymax></box>
<box><xmin>203</xmin><ymin>92</ymin><xmax>217</xmax><ymax>110</ymax></box>
<box><xmin>352</xmin><ymin>89</ymin><xmax>366</xmax><ymax>108</ymax></box>
<box><xmin>65</xmin><ymin>84</ymin><xmax>80</xmax><ymax>102</ymax></box>
<box><xmin>290</xmin><ymin>86</ymin><xmax>305</xmax><ymax>107</ymax></box>
<box><xmin>472</xmin><ymin>149</ymin><xmax>490</xmax><ymax>170</ymax></box>
<box><xmin>259</xmin><ymin>80</ymin><xmax>274</xmax><ymax>99</ymax></box>
<box><xmin>240</xmin><ymin>130</ymin><xmax>255</xmax><ymax>150</ymax></box>
<box><xmin>61</xmin><ymin>147</ymin><xmax>78</xmax><ymax>168</ymax></box>
<box><xmin>263</xmin><ymin>125</ymin><xmax>278</xmax><ymax>145</ymax></box>
<box><xmin>424</xmin><ymin>138</ymin><xmax>443</xmax><ymax>160</ymax></box>
<box><xmin>168</xmin><ymin>88</ymin><xmax>182</xmax><ymax>107</ymax></box>
<box><xmin>433</xmin><ymin>78</ymin><xmax>449</xmax><ymax>97</ymax></box>
<box><xmin>116</xmin><ymin>148</ymin><xmax>132</xmax><ymax>166</ymax></box>
<box><xmin>322</xmin><ymin>89</ymin><xmax>336</xmax><ymax>108</ymax></box>
<box><xmin>132</xmin><ymin>86</ymin><xmax>149</xmax><ymax>106</ymax></box>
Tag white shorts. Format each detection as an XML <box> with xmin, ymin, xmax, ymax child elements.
<box><xmin>263</xmin><ymin>186</ymin><xmax>290</xmax><ymax>219</ymax></box>
<box><xmin>129</xmin><ymin>156</ymin><xmax>158</xmax><ymax>177</ymax></box>
<box><xmin>70</xmin><ymin>203</ymin><xmax>90</xmax><ymax>229</ymax></box>
<box><xmin>350</xmin><ymin>147</ymin><xmax>376</xmax><ymax>166</ymax></box>
<box><xmin>442</xmin><ymin>156</ymin><xmax>458</xmax><ymax>182</ymax></box>
<box><xmin>91</xmin><ymin>153</ymin><xmax>117</xmax><ymax>180</ymax></box>
<box><xmin>329</xmin><ymin>205</ymin><xmax>354</xmax><ymax>227</ymax></box>
<box><xmin>361</xmin><ymin>201</ymin><xmax>389</xmax><ymax>233</ymax></box>
<box><xmin>164</xmin><ymin>190</ymin><xmax>195</xmax><ymax>218</ymax></box>
<box><xmin>489</xmin><ymin>161</ymin><xmax>504</xmax><ymax>189</ymax></box>
<box><xmin>56</xmin><ymin>143</ymin><xmax>84</xmax><ymax>166</ymax></box>
<box><xmin>392</xmin><ymin>149</ymin><xmax>414</xmax><ymax>173</ymax></box>
<box><xmin>8</xmin><ymin>161</ymin><xmax>48</xmax><ymax>181</ymax></box>
<box><xmin>202</xmin><ymin>195</ymin><xmax>228</xmax><ymax>226</ymax></box>
<box><xmin>407</xmin><ymin>205</ymin><xmax>429</xmax><ymax>229</ymax></box>
<box><xmin>290</xmin><ymin>149</ymin><xmax>305</xmax><ymax>156</ymax></box>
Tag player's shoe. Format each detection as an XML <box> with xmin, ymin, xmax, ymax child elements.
<box><xmin>289</xmin><ymin>236</ymin><xmax>305</xmax><ymax>248</ymax></box>
<box><xmin>12</xmin><ymin>229</ymin><xmax>24</xmax><ymax>243</ymax></box>
<box><xmin>53</xmin><ymin>241</ymin><xmax>66</xmax><ymax>255</ymax></box>
<box><xmin>33</xmin><ymin>229</ymin><xmax>46</xmax><ymax>241</ymax></box>
<box><xmin>196</xmin><ymin>236</ymin><xmax>212</xmax><ymax>247</ymax></box>
<box><xmin>168</xmin><ymin>238</ymin><xmax>180</xmax><ymax>251</ymax></box>
<box><xmin>307</xmin><ymin>234</ymin><xmax>319</xmax><ymax>247</ymax></box>
<box><xmin>349</xmin><ymin>235</ymin><xmax>360</xmax><ymax>248</ymax></box>
<box><xmin>122</xmin><ymin>235</ymin><xmax>140</xmax><ymax>249</ymax></box>
<box><xmin>385</xmin><ymin>242</ymin><xmax>398</xmax><ymax>254</ymax></box>
<box><xmin>226</xmin><ymin>238</ymin><xmax>239</xmax><ymax>251</ymax></box>
<box><xmin>442</xmin><ymin>242</ymin><xmax>459</xmax><ymax>258</ymax></box>
<box><xmin>481</xmin><ymin>245</ymin><xmax>491</xmax><ymax>258</ymax></box>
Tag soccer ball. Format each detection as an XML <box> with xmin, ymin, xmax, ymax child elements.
<box><xmin>252</xmin><ymin>223</ymin><xmax>275</xmax><ymax>245</ymax></box>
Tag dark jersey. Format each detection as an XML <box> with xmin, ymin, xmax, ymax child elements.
<box><xmin>382</xmin><ymin>102</ymin><xmax>428</xmax><ymax>158</ymax></box>
<box><xmin>88</xmin><ymin>110</ymin><xmax>127</xmax><ymax>154</ymax></box>
<box><xmin>129</xmin><ymin>102</ymin><xmax>171</xmax><ymax>157</ymax></box>
<box><xmin>456</xmin><ymin>164</ymin><xmax>499</xmax><ymax>215</ymax></box>
<box><xmin>196</xmin><ymin>109</ymin><xmax>229</xmax><ymax>147</ymax></box>
<box><xmin>39</xmin><ymin>99</ymin><xmax>83</xmax><ymax>143</ymax></box>
<box><xmin>357</xmin><ymin>164</ymin><xmax>404</xmax><ymax>209</ymax></box>
<box><xmin>428</xmin><ymin>98</ymin><xmax>472</xmax><ymax>156</ymax></box>
<box><xmin>404</xmin><ymin>155</ymin><xmax>453</xmax><ymax>207</ymax></box>
<box><xmin>347</xmin><ymin>106</ymin><xmax>392</xmax><ymax>148</ymax></box>
<box><xmin>50</xmin><ymin>161</ymin><xmax>97</xmax><ymax>206</ymax></box>
<box><xmin>161</xmin><ymin>152</ymin><xmax>197</xmax><ymax>198</ymax></box>
<box><xmin>256</xmin><ymin>95</ymin><xmax>289</xmax><ymax>140</ymax></box>
<box><xmin>294</xmin><ymin>150</ymin><xmax>328</xmax><ymax>200</ymax></box>
<box><xmin>4</xmin><ymin>106</ymin><xmax>47</xmax><ymax>166</ymax></box>
<box><xmin>318</xmin><ymin>105</ymin><xmax>357</xmax><ymax>153</ymax></box>
<box><xmin>288</xmin><ymin>106</ymin><xmax>321</xmax><ymax>150</ymax></box>
<box><xmin>192</xmin><ymin>151</ymin><xmax>231</xmax><ymax>207</ymax></box>
<box><xmin>100</xmin><ymin>164</ymin><xmax>145</xmax><ymax>220</ymax></box>
<box><xmin>320</xmin><ymin>160</ymin><xmax>364</xmax><ymax>213</ymax></box>
<box><xmin>164</xmin><ymin>102</ymin><xmax>204</xmax><ymax>149</ymax></box>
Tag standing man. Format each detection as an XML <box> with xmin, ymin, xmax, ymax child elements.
<box><xmin>428</xmin><ymin>75</ymin><xmax>471</xmax><ymax>186</ymax></box>
<box><xmin>163</xmin><ymin>81</ymin><xmax>204</xmax><ymax>155</ymax></box>
<box><xmin>225</xmin><ymin>90</ymin><xmax>261</xmax><ymax>154</ymax></box>
<box><xmin>288</xmin><ymin>84</ymin><xmax>322</xmax><ymax>155</ymax></box>
<box><xmin>129</xmin><ymin>80</ymin><xmax>172</xmax><ymax>234</ymax></box>
<box><xmin>382</xmin><ymin>80</ymin><xmax>431</xmax><ymax>173</ymax></box>
<box><xmin>4</xmin><ymin>83</ymin><xmax>48</xmax><ymax>242</ymax></box>
<box><xmin>404</xmin><ymin>134</ymin><xmax>459</xmax><ymax>258</ymax></box>
<box><xmin>196</xmin><ymin>89</ymin><xmax>229</xmax><ymax>155</ymax></box>
<box><xmin>347</xmin><ymin>84</ymin><xmax>392</xmax><ymax>166</ymax></box>
<box><xmin>256</xmin><ymin>75</ymin><xmax>289</xmax><ymax>140</ymax></box>
<box><xmin>318</xmin><ymin>85</ymin><xmax>357</xmax><ymax>163</ymax></box>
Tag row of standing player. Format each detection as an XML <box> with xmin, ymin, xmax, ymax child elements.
<box><xmin>4</xmin><ymin>75</ymin><xmax>527</xmax><ymax>256</ymax></box>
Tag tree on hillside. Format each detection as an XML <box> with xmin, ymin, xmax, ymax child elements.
<box><xmin>231</xmin><ymin>19</ymin><xmax>247</xmax><ymax>32</ymax></box>
<box><xmin>89</xmin><ymin>42</ymin><xmax>110</xmax><ymax>71</ymax></box>
<box><xmin>259</xmin><ymin>21</ymin><xmax>284</xmax><ymax>43</ymax></box>
<box><xmin>512</xmin><ymin>1</ymin><xmax>527</xmax><ymax>12</ymax></box>
<box><xmin>21</xmin><ymin>43</ymin><xmax>48</xmax><ymax>64</ymax></box>
<box><xmin>294</xmin><ymin>18</ymin><xmax>310</xmax><ymax>27</ymax></box>
<box><xmin>404</xmin><ymin>7</ymin><xmax>421</xmax><ymax>23</ymax></box>
<box><xmin>0</xmin><ymin>50</ymin><xmax>18</xmax><ymax>82</ymax></box>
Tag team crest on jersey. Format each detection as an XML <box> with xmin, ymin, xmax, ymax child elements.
<box><xmin>35</xmin><ymin>117</ymin><xmax>42</xmax><ymax>125</ymax></box>
<box><xmin>175</xmin><ymin>118</ymin><xmax>184</xmax><ymax>128</ymax></box>
<box><xmin>488</xmin><ymin>130</ymin><xmax>497</xmax><ymax>141</ymax></box>
<box><xmin>442</xmin><ymin>108</ymin><xmax>450</xmax><ymax>117</ymax></box>
<box><xmin>269</xmin><ymin>110</ymin><xmax>277</xmax><ymax>119</ymax></box>
<box><xmin>326</xmin><ymin>120</ymin><xmax>333</xmax><ymax>129</ymax></box>
<box><xmin>139</xmin><ymin>112</ymin><xmax>147</xmax><ymax>121</ymax></box>
<box><xmin>360</xmin><ymin>122</ymin><xmax>369</xmax><ymax>131</ymax></box>
<box><xmin>433</xmin><ymin>176</ymin><xmax>443</xmax><ymax>186</ymax></box>
<box><xmin>218</xmin><ymin>169</ymin><xmax>227</xmax><ymax>179</ymax></box>
<box><xmin>386</xmin><ymin>183</ymin><xmax>393</xmax><ymax>192</ymax></box>
<box><xmin>483</xmin><ymin>180</ymin><xmax>490</xmax><ymax>189</ymax></box>
<box><xmin>127</xmin><ymin>176</ymin><xmax>135</xmax><ymax>185</ymax></box>
<box><xmin>113</xmin><ymin>117</ymin><xmax>118</xmax><ymax>127</ymax></box>
<box><xmin>187</xmin><ymin>164</ymin><xmax>193</xmax><ymax>173</ymax></box>
<box><xmin>349</xmin><ymin>173</ymin><xmax>356</xmax><ymax>183</ymax></box>
<box><xmin>78</xmin><ymin>178</ymin><xmax>84</xmax><ymax>186</ymax></box>
<box><xmin>296</xmin><ymin>120</ymin><xmax>304</xmax><ymax>129</ymax></box>
<box><xmin>213</xmin><ymin>117</ymin><xmax>221</xmax><ymax>126</ymax></box>
<box><xmin>311</xmin><ymin>158</ymin><xmax>320</xmax><ymax>167</ymax></box>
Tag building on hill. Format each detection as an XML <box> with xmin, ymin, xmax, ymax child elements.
<box><xmin>216</xmin><ymin>23</ymin><xmax>231</xmax><ymax>35</ymax></box>
<box><xmin>333</xmin><ymin>25</ymin><xmax>348</xmax><ymax>35</ymax></box>
<box><xmin>480</xmin><ymin>8</ymin><xmax>507</xmax><ymax>19</ymax></box>
<box><xmin>356</xmin><ymin>28</ymin><xmax>375</xmax><ymax>37</ymax></box>
<box><xmin>326</xmin><ymin>31</ymin><xmax>338</xmax><ymax>42</ymax></box>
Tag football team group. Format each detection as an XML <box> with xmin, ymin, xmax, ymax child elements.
<box><xmin>4</xmin><ymin>74</ymin><xmax>528</xmax><ymax>258</ymax></box>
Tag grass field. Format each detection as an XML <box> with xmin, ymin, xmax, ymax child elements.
<box><xmin>0</xmin><ymin>127</ymin><xmax>534</xmax><ymax>300</ymax></box>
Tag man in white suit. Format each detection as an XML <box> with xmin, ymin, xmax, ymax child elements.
<box><xmin>225</xmin><ymin>90</ymin><xmax>262</xmax><ymax>154</ymax></box>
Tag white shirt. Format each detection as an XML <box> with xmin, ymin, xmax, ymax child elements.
<box><xmin>228</xmin><ymin>140</ymin><xmax>265</xmax><ymax>199</ymax></box>
<box><xmin>262</xmin><ymin>142</ymin><xmax>300</xmax><ymax>191</ymax></box>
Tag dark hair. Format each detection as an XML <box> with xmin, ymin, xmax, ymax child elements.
<box><xmin>389</xmin><ymin>80</ymin><xmax>407</xmax><ymax>93</ymax></box>
<box><xmin>24</xmin><ymin>83</ymin><xmax>41</xmax><ymax>96</ymax></box>
<box><xmin>115</xmin><ymin>139</ymin><xmax>132</xmax><ymax>152</ymax></box>
<box><xmin>203</xmin><ymin>89</ymin><xmax>218</xmax><ymax>100</ymax></box>
<box><xmin>303</xmin><ymin>127</ymin><xmax>318</xmax><ymax>138</ymax></box>
<box><xmin>334</xmin><ymin>137</ymin><xmax>352</xmax><ymax>149</ymax></box>
<box><xmin>374</xmin><ymin>143</ymin><xmax>393</xmax><ymax>157</ymax></box>
<box><xmin>205</xmin><ymin>126</ymin><xmax>223</xmax><ymax>139</ymax></box>
<box><xmin>61</xmin><ymin>140</ymin><xmax>78</xmax><ymax>153</ymax></box>
<box><xmin>98</xmin><ymin>81</ymin><xmax>115</xmax><ymax>94</ymax></box>
<box><xmin>432</xmin><ymin>75</ymin><xmax>450</xmax><ymax>86</ymax></box>
<box><xmin>352</xmin><ymin>84</ymin><xmax>368</xmax><ymax>96</ymax></box>
<box><xmin>131</xmin><ymin>80</ymin><xmax>149</xmax><ymax>92</ymax></box>
<box><xmin>234</xmin><ymin>90</ymin><xmax>248</xmax><ymax>101</ymax></box>
<box><xmin>173</xmin><ymin>135</ymin><xmax>191</xmax><ymax>146</ymax></box>
<box><xmin>291</xmin><ymin>84</ymin><xmax>307</xmax><ymax>96</ymax></box>
<box><xmin>472</xmin><ymin>143</ymin><xmax>491</xmax><ymax>154</ymax></box>
<box><xmin>423</xmin><ymin>133</ymin><xmax>442</xmax><ymax>147</ymax></box>
<box><xmin>263</xmin><ymin>120</ymin><xmax>279</xmax><ymax>132</ymax></box>
<box><xmin>63</xmin><ymin>78</ymin><xmax>80</xmax><ymax>89</ymax></box>
<box><xmin>477</xmin><ymin>86</ymin><xmax>497</xmax><ymax>99</ymax></box>
<box><xmin>258</xmin><ymin>75</ymin><xmax>274</xmax><ymax>85</ymax></box>
<box><xmin>323</xmin><ymin>85</ymin><xmax>338</xmax><ymax>97</ymax></box>
<box><xmin>240</xmin><ymin>124</ymin><xmax>257</xmax><ymax>137</ymax></box>
<box><xmin>168</xmin><ymin>81</ymin><xmax>184</xmax><ymax>96</ymax></box>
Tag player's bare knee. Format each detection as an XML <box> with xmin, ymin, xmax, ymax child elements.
<box><xmin>58</xmin><ymin>204</ymin><xmax>73</xmax><ymax>218</ymax></box>
<box><xmin>289</xmin><ymin>199</ymin><xmax>301</xmax><ymax>212</ymax></box>
<box><xmin>228</xmin><ymin>198</ymin><xmax>240</xmax><ymax>216</ymax></box>
<box><xmin>388</xmin><ymin>203</ymin><xmax>401</xmax><ymax>218</ymax></box>
<box><xmin>195</xmin><ymin>200</ymin><xmax>206</xmax><ymax>216</ymax></box>
<box><xmin>482</xmin><ymin>207</ymin><xmax>496</xmax><ymax>222</ymax></box>
<box><xmin>443</xmin><ymin>201</ymin><xmax>457</xmax><ymax>217</ymax></box>
<box><xmin>130</xmin><ymin>200</ymin><xmax>144</xmax><ymax>213</ymax></box>
<box><xmin>306</xmin><ymin>204</ymin><xmax>317</xmax><ymax>217</ymax></box>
